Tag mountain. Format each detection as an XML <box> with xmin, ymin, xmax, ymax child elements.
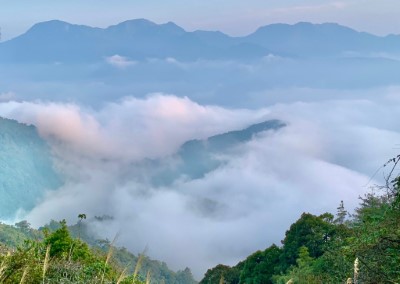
<box><xmin>151</xmin><ymin>120</ymin><xmax>286</xmax><ymax>186</ymax></box>
<box><xmin>242</xmin><ymin>22</ymin><xmax>400</xmax><ymax>57</ymax></box>
<box><xmin>0</xmin><ymin>20</ymin><xmax>105</xmax><ymax>62</ymax></box>
<box><xmin>2</xmin><ymin>19</ymin><xmax>400</xmax><ymax>106</ymax></box>
<box><xmin>0</xmin><ymin>19</ymin><xmax>266</xmax><ymax>63</ymax></box>
<box><xmin>0</xmin><ymin>118</ymin><xmax>61</xmax><ymax>219</ymax></box>
<box><xmin>4</xmin><ymin>19</ymin><xmax>400</xmax><ymax>63</ymax></box>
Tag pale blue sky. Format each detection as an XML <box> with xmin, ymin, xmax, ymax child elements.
<box><xmin>0</xmin><ymin>0</ymin><xmax>399</xmax><ymax>40</ymax></box>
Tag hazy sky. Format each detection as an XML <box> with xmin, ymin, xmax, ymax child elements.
<box><xmin>1</xmin><ymin>0</ymin><xmax>400</xmax><ymax>40</ymax></box>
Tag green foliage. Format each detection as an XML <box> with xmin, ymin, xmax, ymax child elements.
<box><xmin>176</xmin><ymin>267</ymin><xmax>198</xmax><ymax>284</ymax></box>
<box><xmin>348</xmin><ymin>192</ymin><xmax>400</xmax><ymax>283</ymax></box>
<box><xmin>200</xmin><ymin>212</ymin><xmax>346</xmax><ymax>284</ymax></box>
<box><xmin>239</xmin><ymin>244</ymin><xmax>281</xmax><ymax>284</ymax></box>
<box><xmin>200</xmin><ymin>264</ymin><xmax>239</xmax><ymax>284</ymax></box>
<box><xmin>272</xmin><ymin>246</ymin><xmax>322</xmax><ymax>284</ymax></box>
<box><xmin>0</xmin><ymin>220</ymin><xmax>146</xmax><ymax>284</ymax></box>
<box><xmin>0</xmin><ymin>223</ymin><xmax>32</xmax><ymax>248</ymax></box>
<box><xmin>334</xmin><ymin>200</ymin><xmax>348</xmax><ymax>225</ymax></box>
<box><xmin>41</xmin><ymin>218</ymin><xmax>197</xmax><ymax>284</ymax></box>
<box><xmin>278</xmin><ymin>212</ymin><xmax>337</xmax><ymax>272</ymax></box>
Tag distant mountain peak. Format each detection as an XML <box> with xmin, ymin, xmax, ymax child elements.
<box><xmin>110</xmin><ymin>18</ymin><xmax>156</xmax><ymax>28</ymax></box>
<box><xmin>34</xmin><ymin>19</ymin><xmax>72</xmax><ymax>26</ymax></box>
<box><xmin>28</xmin><ymin>19</ymin><xmax>73</xmax><ymax>33</ymax></box>
<box><xmin>254</xmin><ymin>21</ymin><xmax>357</xmax><ymax>34</ymax></box>
<box><xmin>160</xmin><ymin>21</ymin><xmax>186</xmax><ymax>33</ymax></box>
<box><xmin>106</xmin><ymin>19</ymin><xmax>185</xmax><ymax>35</ymax></box>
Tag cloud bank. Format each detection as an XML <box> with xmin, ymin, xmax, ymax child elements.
<box><xmin>0</xmin><ymin>93</ymin><xmax>399</xmax><ymax>278</ymax></box>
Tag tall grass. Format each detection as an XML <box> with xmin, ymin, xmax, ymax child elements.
<box><xmin>146</xmin><ymin>270</ymin><xmax>151</xmax><ymax>284</ymax></box>
<box><xmin>354</xmin><ymin>258</ymin><xmax>359</xmax><ymax>284</ymax></box>
<box><xmin>133</xmin><ymin>253</ymin><xmax>144</xmax><ymax>279</ymax></box>
<box><xmin>19</xmin><ymin>266</ymin><xmax>29</xmax><ymax>284</ymax></box>
<box><xmin>101</xmin><ymin>234</ymin><xmax>118</xmax><ymax>284</ymax></box>
<box><xmin>0</xmin><ymin>258</ymin><xmax>7</xmax><ymax>281</ymax></box>
<box><xmin>117</xmin><ymin>263</ymin><xmax>130</xmax><ymax>284</ymax></box>
<box><xmin>42</xmin><ymin>245</ymin><xmax>51</xmax><ymax>284</ymax></box>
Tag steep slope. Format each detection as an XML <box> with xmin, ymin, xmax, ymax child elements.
<box><xmin>0</xmin><ymin>118</ymin><xmax>61</xmax><ymax>219</ymax></box>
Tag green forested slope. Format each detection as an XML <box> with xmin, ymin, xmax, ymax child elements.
<box><xmin>200</xmin><ymin>156</ymin><xmax>400</xmax><ymax>284</ymax></box>
<box><xmin>0</xmin><ymin>117</ymin><xmax>61</xmax><ymax>219</ymax></box>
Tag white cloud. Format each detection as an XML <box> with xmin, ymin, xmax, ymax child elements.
<box><xmin>106</xmin><ymin>54</ymin><xmax>137</xmax><ymax>68</ymax></box>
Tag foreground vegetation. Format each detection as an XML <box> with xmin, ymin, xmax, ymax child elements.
<box><xmin>201</xmin><ymin>156</ymin><xmax>400</xmax><ymax>283</ymax></box>
<box><xmin>0</xmin><ymin>219</ymin><xmax>196</xmax><ymax>283</ymax></box>
<box><xmin>0</xmin><ymin>220</ymin><xmax>149</xmax><ymax>283</ymax></box>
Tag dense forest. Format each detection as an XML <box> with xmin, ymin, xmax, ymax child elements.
<box><xmin>200</xmin><ymin>156</ymin><xmax>400</xmax><ymax>284</ymax></box>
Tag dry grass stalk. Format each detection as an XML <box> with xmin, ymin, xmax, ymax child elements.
<box><xmin>133</xmin><ymin>253</ymin><xmax>144</xmax><ymax>278</ymax></box>
<box><xmin>101</xmin><ymin>234</ymin><xmax>119</xmax><ymax>284</ymax></box>
<box><xmin>219</xmin><ymin>275</ymin><xmax>224</xmax><ymax>284</ymax></box>
<box><xmin>116</xmin><ymin>264</ymin><xmax>130</xmax><ymax>284</ymax></box>
<box><xmin>0</xmin><ymin>251</ymin><xmax>11</xmax><ymax>280</ymax></box>
<box><xmin>354</xmin><ymin>257</ymin><xmax>359</xmax><ymax>284</ymax></box>
<box><xmin>0</xmin><ymin>260</ymin><xmax>7</xmax><ymax>281</ymax></box>
<box><xmin>42</xmin><ymin>245</ymin><xmax>51</xmax><ymax>284</ymax></box>
<box><xmin>146</xmin><ymin>270</ymin><xmax>151</xmax><ymax>284</ymax></box>
<box><xmin>19</xmin><ymin>266</ymin><xmax>29</xmax><ymax>284</ymax></box>
<box><xmin>68</xmin><ymin>243</ymin><xmax>74</xmax><ymax>262</ymax></box>
<box><xmin>133</xmin><ymin>245</ymin><xmax>148</xmax><ymax>281</ymax></box>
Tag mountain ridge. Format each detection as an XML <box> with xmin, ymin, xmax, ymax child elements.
<box><xmin>6</xmin><ymin>19</ymin><xmax>399</xmax><ymax>42</ymax></box>
<box><xmin>1</xmin><ymin>19</ymin><xmax>400</xmax><ymax>63</ymax></box>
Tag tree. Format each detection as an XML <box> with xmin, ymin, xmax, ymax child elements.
<box><xmin>77</xmin><ymin>213</ymin><xmax>87</xmax><ymax>240</ymax></box>
<box><xmin>14</xmin><ymin>220</ymin><xmax>31</xmax><ymax>232</ymax></box>
<box><xmin>278</xmin><ymin>213</ymin><xmax>337</xmax><ymax>272</ymax></box>
<box><xmin>349</xmin><ymin>192</ymin><xmax>400</xmax><ymax>283</ymax></box>
<box><xmin>273</xmin><ymin>246</ymin><xmax>321</xmax><ymax>284</ymax></box>
<box><xmin>334</xmin><ymin>201</ymin><xmax>347</xmax><ymax>224</ymax></box>
<box><xmin>78</xmin><ymin>214</ymin><xmax>87</xmax><ymax>221</ymax></box>
<box><xmin>240</xmin><ymin>244</ymin><xmax>282</xmax><ymax>284</ymax></box>
<box><xmin>176</xmin><ymin>267</ymin><xmax>197</xmax><ymax>284</ymax></box>
<box><xmin>199</xmin><ymin>264</ymin><xmax>232</xmax><ymax>284</ymax></box>
<box><xmin>44</xmin><ymin>219</ymin><xmax>73</xmax><ymax>258</ymax></box>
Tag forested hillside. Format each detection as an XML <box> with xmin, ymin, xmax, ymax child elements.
<box><xmin>200</xmin><ymin>156</ymin><xmax>400</xmax><ymax>283</ymax></box>
<box><xmin>0</xmin><ymin>118</ymin><xmax>61</xmax><ymax>219</ymax></box>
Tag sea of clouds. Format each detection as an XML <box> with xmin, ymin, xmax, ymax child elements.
<box><xmin>0</xmin><ymin>90</ymin><xmax>399</xmax><ymax>278</ymax></box>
